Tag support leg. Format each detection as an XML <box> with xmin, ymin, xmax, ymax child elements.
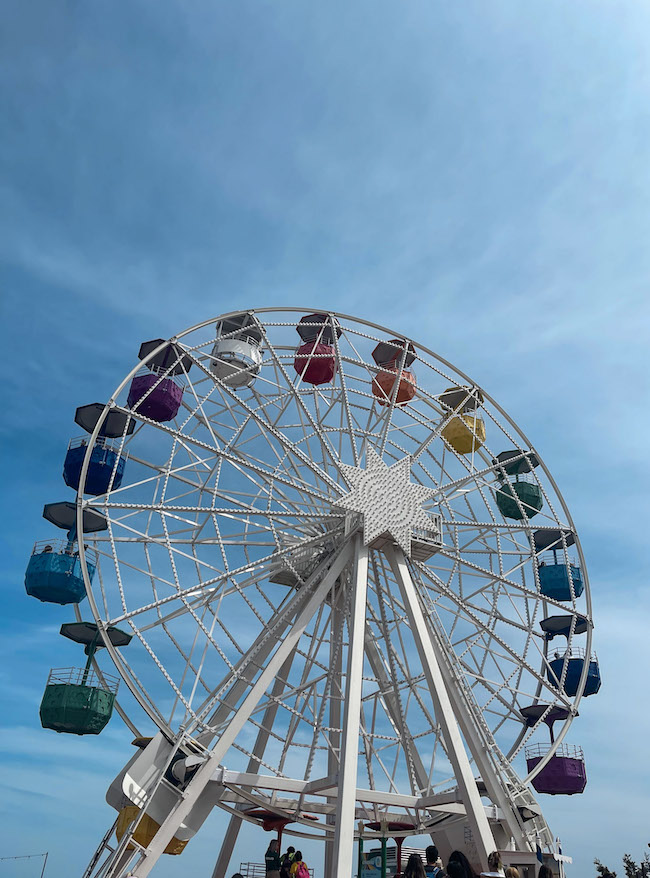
<box><xmin>331</xmin><ymin>537</ymin><xmax>369</xmax><ymax>877</ymax></box>
<box><xmin>324</xmin><ymin>583</ymin><xmax>344</xmax><ymax>878</ymax></box>
<box><xmin>210</xmin><ymin>651</ymin><xmax>296</xmax><ymax>878</ymax></box>
<box><xmin>386</xmin><ymin>546</ymin><xmax>496</xmax><ymax>869</ymax></box>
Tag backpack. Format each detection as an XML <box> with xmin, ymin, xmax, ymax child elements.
<box><xmin>296</xmin><ymin>863</ymin><xmax>309</xmax><ymax>878</ymax></box>
<box><xmin>426</xmin><ymin>868</ymin><xmax>441</xmax><ymax>878</ymax></box>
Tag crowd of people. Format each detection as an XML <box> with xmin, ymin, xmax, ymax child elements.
<box><xmin>228</xmin><ymin>840</ymin><xmax>556</xmax><ymax>878</ymax></box>
<box><xmin>404</xmin><ymin>848</ymin><xmax>554</xmax><ymax>878</ymax></box>
<box><xmin>262</xmin><ymin>839</ymin><xmax>310</xmax><ymax>878</ymax></box>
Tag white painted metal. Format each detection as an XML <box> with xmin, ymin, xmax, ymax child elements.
<box><xmin>74</xmin><ymin>309</ymin><xmax>594</xmax><ymax>877</ymax></box>
<box><xmin>210</xmin><ymin>650</ymin><xmax>297</xmax><ymax>878</ymax></box>
<box><xmin>386</xmin><ymin>544</ymin><xmax>496</xmax><ymax>868</ymax></box>
<box><xmin>324</xmin><ymin>583</ymin><xmax>344</xmax><ymax>878</ymax></box>
<box><xmin>331</xmin><ymin>537</ymin><xmax>368</xmax><ymax>877</ymax></box>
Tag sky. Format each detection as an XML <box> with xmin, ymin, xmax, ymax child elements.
<box><xmin>1</xmin><ymin>0</ymin><xmax>649</xmax><ymax>876</ymax></box>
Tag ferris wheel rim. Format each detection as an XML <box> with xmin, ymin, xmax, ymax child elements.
<box><xmin>71</xmin><ymin>307</ymin><xmax>593</xmax><ymax>805</ymax></box>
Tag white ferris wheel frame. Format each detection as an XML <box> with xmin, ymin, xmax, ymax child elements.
<box><xmin>71</xmin><ymin>308</ymin><xmax>593</xmax><ymax>878</ymax></box>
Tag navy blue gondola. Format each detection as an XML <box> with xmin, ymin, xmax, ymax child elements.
<box><xmin>63</xmin><ymin>437</ymin><xmax>126</xmax><ymax>496</ymax></box>
<box><xmin>547</xmin><ymin>649</ymin><xmax>601</xmax><ymax>697</ymax></box>
<box><xmin>25</xmin><ymin>541</ymin><xmax>96</xmax><ymax>604</ymax></box>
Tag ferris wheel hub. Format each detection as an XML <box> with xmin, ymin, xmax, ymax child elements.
<box><xmin>335</xmin><ymin>448</ymin><xmax>439</xmax><ymax>557</ymax></box>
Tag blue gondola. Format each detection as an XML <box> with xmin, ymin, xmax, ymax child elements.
<box><xmin>538</xmin><ymin>560</ymin><xmax>584</xmax><ymax>600</ymax></box>
<box><xmin>547</xmin><ymin>649</ymin><xmax>601</xmax><ymax>697</ymax></box>
<box><xmin>63</xmin><ymin>437</ymin><xmax>126</xmax><ymax>496</ymax></box>
<box><xmin>25</xmin><ymin>540</ymin><xmax>96</xmax><ymax>604</ymax></box>
<box><xmin>534</xmin><ymin>529</ymin><xmax>584</xmax><ymax>600</ymax></box>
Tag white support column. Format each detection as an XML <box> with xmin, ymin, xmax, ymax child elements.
<box><xmin>425</xmin><ymin>619</ymin><xmax>528</xmax><ymax>849</ymax></box>
<box><xmin>126</xmin><ymin>542</ymin><xmax>354</xmax><ymax>878</ymax></box>
<box><xmin>210</xmin><ymin>651</ymin><xmax>297</xmax><ymax>878</ymax></box>
<box><xmin>385</xmin><ymin>545</ymin><xmax>496</xmax><ymax>869</ymax></box>
<box><xmin>324</xmin><ymin>584</ymin><xmax>344</xmax><ymax>878</ymax></box>
<box><xmin>331</xmin><ymin>537</ymin><xmax>369</xmax><ymax>878</ymax></box>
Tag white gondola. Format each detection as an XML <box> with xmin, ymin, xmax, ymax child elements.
<box><xmin>210</xmin><ymin>313</ymin><xmax>263</xmax><ymax>388</ymax></box>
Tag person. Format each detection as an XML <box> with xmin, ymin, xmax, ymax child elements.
<box><xmin>480</xmin><ymin>852</ymin><xmax>505</xmax><ymax>878</ymax></box>
<box><xmin>404</xmin><ymin>853</ymin><xmax>427</xmax><ymax>878</ymax></box>
<box><xmin>448</xmin><ymin>850</ymin><xmax>479</xmax><ymax>878</ymax></box>
<box><xmin>265</xmin><ymin>839</ymin><xmax>282</xmax><ymax>878</ymax></box>
<box><xmin>289</xmin><ymin>851</ymin><xmax>309</xmax><ymax>878</ymax></box>
<box><xmin>505</xmin><ymin>868</ymin><xmax>520</xmax><ymax>878</ymax></box>
<box><xmin>42</xmin><ymin>545</ymin><xmax>53</xmax><ymax>553</ymax></box>
<box><xmin>538</xmin><ymin>867</ymin><xmax>554</xmax><ymax>878</ymax></box>
<box><xmin>230</xmin><ymin>874</ymin><xmax>244</xmax><ymax>878</ymax></box>
<box><xmin>281</xmin><ymin>846</ymin><xmax>295</xmax><ymax>878</ymax></box>
<box><xmin>425</xmin><ymin>845</ymin><xmax>444</xmax><ymax>877</ymax></box>
<box><xmin>447</xmin><ymin>863</ymin><xmax>465</xmax><ymax>878</ymax></box>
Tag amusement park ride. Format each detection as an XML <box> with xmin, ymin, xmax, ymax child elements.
<box><xmin>24</xmin><ymin>309</ymin><xmax>600</xmax><ymax>878</ymax></box>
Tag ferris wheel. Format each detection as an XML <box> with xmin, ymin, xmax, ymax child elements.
<box><xmin>26</xmin><ymin>308</ymin><xmax>600</xmax><ymax>878</ymax></box>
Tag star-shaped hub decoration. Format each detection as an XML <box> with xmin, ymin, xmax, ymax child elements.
<box><xmin>335</xmin><ymin>447</ymin><xmax>436</xmax><ymax>556</ymax></box>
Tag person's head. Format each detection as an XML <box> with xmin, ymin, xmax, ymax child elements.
<box><xmin>488</xmin><ymin>852</ymin><xmax>502</xmax><ymax>873</ymax></box>
<box><xmin>294</xmin><ymin>851</ymin><xmax>303</xmax><ymax>862</ymax></box>
<box><xmin>404</xmin><ymin>853</ymin><xmax>426</xmax><ymax>878</ymax></box>
<box><xmin>447</xmin><ymin>862</ymin><xmax>466</xmax><ymax>878</ymax></box>
<box><xmin>505</xmin><ymin>868</ymin><xmax>520</xmax><ymax>878</ymax></box>
<box><xmin>230</xmin><ymin>874</ymin><xmax>244</xmax><ymax>878</ymax></box>
<box><xmin>426</xmin><ymin>846</ymin><xmax>440</xmax><ymax>864</ymax></box>
<box><xmin>539</xmin><ymin>867</ymin><xmax>553</xmax><ymax>878</ymax></box>
<box><xmin>449</xmin><ymin>851</ymin><xmax>477</xmax><ymax>878</ymax></box>
<box><xmin>269</xmin><ymin>839</ymin><xmax>279</xmax><ymax>851</ymax></box>
<box><xmin>286</xmin><ymin>847</ymin><xmax>295</xmax><ymax>855</ymax></box>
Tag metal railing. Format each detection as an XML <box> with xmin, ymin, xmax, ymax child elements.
<box><xmin>239</xmin><ymin>866</ymin><xmax>313</xmax><ymax>878</ymax></box>
<box><xmin>495</xmin><ymin>470</ymin><xmax>537</xmax><ymax>484</ymax></box>
<box><xmin>537</xmin><ymin>551</ymin><xmax>579</xmax><ymax>567</ymax></box>
<box><xmin>67</xmin><ymin>436</ymin><xmax>128</xmax><ymax>457</ymax></box>
<box><xmin>547</xmin><ymin>646</ymin><xmax>597</xmax><ymax>661</ymax></box>
<box><xmin>135</xmin><ymin>364</ymin><xmax>184</xmax><ymax>385</ymax></box>
<box><xmin>525</xmin><ymin>742</ymin><xmax>584</xmax><ymax>761</ymax></box>
<box><xmin>46</xmin><ymin>666</ymin><xmax>120</xmax><ymax>693</ymax></box>
<box><xmin>31</xmin><ymin>540</ymin><xmax>98</xmax><ymax>566</ymax></box>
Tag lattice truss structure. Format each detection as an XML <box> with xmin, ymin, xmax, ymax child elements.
<box><xmin>75</xmin><ymin>310</ymin><xmax>593</xmax><ymax>878</ymax></box>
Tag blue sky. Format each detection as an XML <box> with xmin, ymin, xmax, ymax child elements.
<box><xmin>1</xmin><ymin>1</ymin><xmax>649</xmax><ymax>876</ymax></box>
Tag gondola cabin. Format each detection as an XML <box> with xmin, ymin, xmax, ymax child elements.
<box><xmin>63</xmin><ymin>436</ymin><xmax>126</xmax><ymax>495</ymax></box>
<box><xmin>526</xmin><ymin>743</ymin><xmax>587</xmax><ymax>795</ymax></box>
<box><xmin>40</xmin><ymin>622</ymin><xmax>131</xmax><ymax>735</ymax></box>
<box><xmin>293</xmin><ymin>313</ymin><xmax>341</xmax><ymax>386</ymax></box>
<box><xmin>534</xmin><ymin>529</ymin><xmax>584</xmax><ymax>601</ymax></box>
<box><xmin>371</xmin><ymin>339</ymin><xmax>417</xmax><ymax>406</ymax></box>
<box><xmin>40</xmin><ymin>666</ymin><xmax>119</xmax><ymax>735</ymax></box>
<box><xmin>25</xmin><ymin>540</ymin><xmax>96</xmax><ymax>604</ymax></box>
<box><xmin>211</xmin><ymin>314</ymin><xmax>263</xmax><ymax>388</ymax></box>
<box><xmin>127</xmin><ymin>339</ymin><xmax>192</xmax><ymax>422</ymax></box>
<box><xmin>547</xmin><ymin>648</ymin><xmax>601</xmax><ymax>697</ymax></box>
<box><xmin>439</xmin><ymin>385</ymin><xmax>486</xmax><ymax>454</ymax></box>
<box><xmin>494</xmin><ymin>450</ymin><xmax>544</xmax><ymax>520</ymax></box>
<box><xmin>115</xmin><ymin>807</ymin><xmax>188</xmax><ymax>856</ymax></box>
